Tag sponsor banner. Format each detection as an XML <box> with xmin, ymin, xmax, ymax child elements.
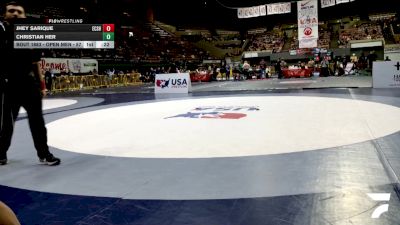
<box><xmin>351</xmin><ymin>41</ymin><xmax>383</xmax><ymax>48</ymax></box>
<box><xmin>251</xmin><ymin>6</ymin><xmax>260</xmax><ymax>17</ymax></box>
<box><xmin>237</xmin><ymin>8</ymin><xmax>244</xmax><ymax>19</ymax></box>
<box><xmin>300</xmin><ymin>39</ymin><xmax>318</xmax><ymax>48</ymax></box>
<box><xmin>296</xmin><ymin>48</ymin><xmax>314</xmax><ymax>55</ymax></box>
<box><xmin>267</xmin><ymin>2</ymin><xmax>291</xmax><ymax>15</ymax></box>
<box><xmin>40</xmin><ymin>58</ymin><xmax>98</xmax><ymax>74</ymax></box>
<box><xmin>320</xmin><ymin>48</ymin><xmax>328</xmax><ymax>53</ymax></box>
<box><xmin>298</xmin><ymin>0</ymin><xmax>318</xmax><ymax>49</ymax></box>
<box><xmin>336</xmin><ymin>0</ymin><xmax>355</xmax><ymax>4</ymax></box>
<box><xmin>313</xmin><ymin>48</ymin><xmax>328</xmax><ymax>54</ymax></box>
<box><xmin>203</xmin><ymin>59</ymin><xmax>222</xmax><ymax>64</ymax></box>
<box><xmin>373</xmin><ymin>61</ymin><xmax>400</xmax><ymax>88</ymax></box>
<box><xmin>321</xmin><ymin>0</ymin><xmax>335</xmax><ymax>8</ymax></box>
<box><xmin>243</xmin><ymin>52</ymin><xmax>259</xmax><ymax>58</ymax></box>
<box><xmin>237</xmin><ymin>6</ymin><xmax>261</xmax><ymax>19</ymax></box>
<box><xmin>259</xmin><ymin>5</ymin><xmax>267</xmax><ymax>16</ymax></box>
<box><xmin>155</xmin><ymin>73</ymin><xmax>192</xmax><ymax>94</ymax></box>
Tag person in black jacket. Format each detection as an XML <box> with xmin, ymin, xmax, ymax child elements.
<box><xmin>0</xmin><ymin>1</ymin><xmax>60</xmax><ymax>166</ymax></box>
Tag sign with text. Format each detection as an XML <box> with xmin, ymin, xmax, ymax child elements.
<box><xmin>298</xmin><ymin>0</ymin><xmax>318</xmax><ymax>48</ymax></box>
<box><xmin>40</xmin><ymin>58</ymin><xmax>98</xmax><ymax>74</ymax></box>
<box><xmin>267</xmin><ymin>3</ymin><xmax>291</xmax><ymax>15</ymax></box>
<box><xmin>237</xmin><ymin>6</ymin><xmax>261</xmax><ymax>19</ymax></box>
<box><xmin>336</xmin><ymin>0</ymin><xmax>356</xmax><ymax>4</ymax></box>
<box><xmin>321</xmin><ymin>0</ymin><xmax>336</xmax><ymax>8</ymax></box>
<box><xmin>155</xmin><ymin>73</ymin><xmax>192</xmax><ymax>94</ymax></box>
<box><xmin>373</xmin><ymin>61</ymin><xmax>400</xmax><ymax>88</ymax></box>
<box><xmin>259</xmin><ymin>5</ymin><xmax>267</xmax><ymax>16</ymax></box>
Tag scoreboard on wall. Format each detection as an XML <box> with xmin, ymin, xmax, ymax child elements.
<box><xmin>13</xmin><ymin>22</ymin><xmax>115</xmax><ymax>49</ymax></box>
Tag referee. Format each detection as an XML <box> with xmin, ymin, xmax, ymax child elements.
<box><xmin>0</xmin><ymin>1</ymin><xmax>60</xmax><ymax>166</ymax></box>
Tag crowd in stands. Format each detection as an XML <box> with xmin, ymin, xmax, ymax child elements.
<box><xmin>378</xmin><ymin>18</ymin><xmax>398</xmax><ymax>44</ymax></box>
<box><xmin>225</xmin><ymin>49</ymin><xmax>242</xmax><ymax>57</ymax></box>
<box><xmin>183</xmin><ymin>31</ymin><xmax>241</xmax><ymax>43</ymax></box>
<box><xmin>338</xmin><ymin>23</ymin><xmax>383</xmax><ymax>48</ymax></box>
<box><xmin>247</xmin><ymin>32</ymin><xmax>284</xmax><ymax>53</ymax></box>
<box><xmin>28</xmin><ymin>6</ymin><xmax>66</xmax><ymax>18</ymax></box>
<box><xmin>118</xmin><ymin>22</ymin><xmax>211</xmax><ymax>64</ymax></box>
<box><xmin>23</xmin><ymin>3</ymin><xmax>399</xmax><ymax>82</ymax></box>
<box><xmin>40</xmin><ymin>21</ymin><xmax>211</xmax><ymax>66</ymax></box>
<box><xmin>289</xmin><ymin>34</ymin><xmax>299</xmax><ymax>50</ymax></box>
<box><xmin>214</xmin><ymin>33</ymin><xmax>241</xmax><ymax>42</ymax></box>
<box><xmin>215</xmin><ymin>42</ymin><xmax>242</xmax><ymax>49</ymax></box>
<box><xmin>318</xmin><ymin>31</ymin><xmax>331</xmax><ymax>49</ymax></box>
<box><xmin>23</xmin><ymin>4</ymin><xmax>213</xmax><ymax>65</ymax></box>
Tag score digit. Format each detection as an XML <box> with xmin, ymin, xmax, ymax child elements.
<box><xmin>102</xmin><ymin>24</ymin><xmax>114</xmax><ymax>32</ymax></box>
<box><xmin>102</xmin><ymin>32</ymin><xmax>114</xmax><ymax>41</ymax></box>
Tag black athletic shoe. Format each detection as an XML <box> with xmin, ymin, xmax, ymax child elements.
<box><xmin>39</xmin><ymin>154</ymin><xmax>61</xmax><ymax>166</ymax></box>
<box><xmin>0</xmin><ymin>157</ymin><xmax>7</xmax><ymax>165</ymax></box>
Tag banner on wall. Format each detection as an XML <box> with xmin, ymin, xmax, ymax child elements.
<box><xmin>336</xmin><ymin>0</ymin><xmax>355</xmax><ymax>4</ymax></box>
<box><xmin>267</xmin><ymin>3</ymin><xmax>291</xmax><ymax>15</ymax></box>
<box><xmin>237</xmin><ymin>0</ymin><xmax>354</xmax><ymax>19</ymax></box>
<box><xmin>40</xmin><ymin>58</ymin><xmax>98</xmax><ymax>74</ymax></box>
<box><xmin>321</xmin><ymin>0</ymin><xmax>336</xmax><ymax>8</ymax></box>
<box><xmin>238</xmin><ymin>3</ymin><xmax>288</xmax><ymax>18</ymax></box>
<box><xmin>297</xmin><ymin>0</ymin><xmax>318</xmax><ymax>48</ymax></box>
<box><xmin>259</xmin><ymin>5</ymin><xmax>267</xmax><ymax>16</ymax></box>
<box><xmin>237</xmin><ymin>6</ymin><xmax>261</xmax><ymax>19</ymax></box>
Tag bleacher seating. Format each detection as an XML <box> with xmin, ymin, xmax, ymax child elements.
<box><xmin>318</xmin><ymin>31</ymin><xmax>331</xmax><ymax>49</ymax></box>
<box><xmin>339</xmin><ymin>23</ymin><xmax>383</xmax><ymax>48</ymax></box>
<box><xmin>248</xmin><ymin>31</ymin><xmax>284</xmax><ymax>53</ymax></box>
<box><xmin>287</xmin><ymin>28</ymin><xmax>331</xmax><ymax>50</ymax></box>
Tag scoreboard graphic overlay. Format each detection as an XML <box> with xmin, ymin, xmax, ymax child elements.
<box><xmin>14</xmin><ymin>23</ymin><xmax>115</xmax><ymax>49</ymax></box>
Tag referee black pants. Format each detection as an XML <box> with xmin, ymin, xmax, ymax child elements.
<box><xmin>0</xmin><ymin>80</ymin><xmax>50</xmax><ymax>159</ymax></box>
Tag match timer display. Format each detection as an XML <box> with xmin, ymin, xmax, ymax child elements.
<box><xmin>13</xmin><ymin>24</ymin><xmax>115</xmax><ymax>49</ymax></box>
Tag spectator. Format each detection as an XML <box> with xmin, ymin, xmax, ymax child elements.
<box><xmin>44</xmin><ymin>69</ymin><xmax>53</xmax><ymax>93</ymax></box>
<box><xmin>350</xmin><ymin>53</ymin><xmax>358</xmax><ymax>63</ymax></box>
<box><xmin>0</xmin><ymin>201</ymin><xmax>21</xmax><ymax>225</ymax></box>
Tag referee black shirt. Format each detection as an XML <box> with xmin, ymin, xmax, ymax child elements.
<box><xmin>0</xmin><ymin>18</ymin><xmax>41</xmax><ymax>85</ymax></box>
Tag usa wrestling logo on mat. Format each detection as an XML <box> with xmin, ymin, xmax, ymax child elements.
<box><xmin>165</xmin><ymin>106</ymin><xmax>259</xmax><ymax>120</ymax></box>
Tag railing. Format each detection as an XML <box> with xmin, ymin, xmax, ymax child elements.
<box><xmin>50</xmin><ymin>73</ymin><xmax>142</xmax><ymax>92</ymax></box>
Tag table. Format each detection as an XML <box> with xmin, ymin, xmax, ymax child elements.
<box><xmin>190</xmin><ymin>72</ymin><xmax>212</xmax><ymax>82</ymax></box>
<box><xmin>282</xmin><ymin>69</ymin><xmax>312</xmax><ymax>78</ymax></box>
